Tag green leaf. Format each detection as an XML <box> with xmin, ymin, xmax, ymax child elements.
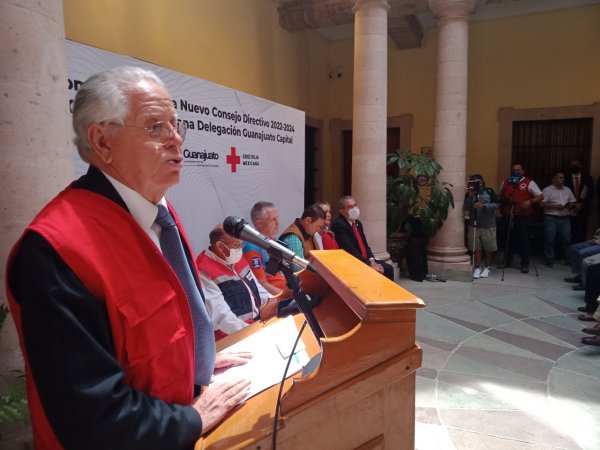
<box><xmin>385</xmin><ymin>149</ymin><xmax>454</xmax><ymax>239</ymax></box>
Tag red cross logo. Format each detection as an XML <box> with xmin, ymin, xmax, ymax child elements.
<box><xmin>226</xmin><ymin>147</ymin><xmax>240</xmax><ymax>173</ymax></box>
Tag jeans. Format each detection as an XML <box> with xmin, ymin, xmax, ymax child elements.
<box><xmin>543</xmin><ymin>215</ymin><xmax>571</xmax><ymax>263</ymax></box>
<box><xmin>569</xmin><ymin>241</ymin><xmax>600</xmax><ymax>275</ymax></box>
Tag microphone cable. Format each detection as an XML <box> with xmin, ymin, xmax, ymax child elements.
<box><xmin>271</xmin><ymin>273</ymin><xmax>323</xmax><ymax>449</ymax></box>
<box><xmin>271</xmin><ymin>320</ymin><xmax>306</xmax><ymax>450</ymax></box>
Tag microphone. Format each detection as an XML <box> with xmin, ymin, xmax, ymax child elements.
<box><xmin>223</xmin><ymin>216</ymin><xmax>313</xmax><ymax>271</ymax></box>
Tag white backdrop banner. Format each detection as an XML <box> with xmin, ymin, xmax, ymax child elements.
<box><xmin>67</xmin><ymin>40</ymin><xmax>305</xmax><ymax>255</ymax></box>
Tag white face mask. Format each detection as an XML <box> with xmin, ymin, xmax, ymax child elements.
<box><xmin>226</xmin><ymin>247</ymin><xmax>243</xmax><ymax>265</ymax></box>
<box><xmin>348</xmin><ymin>207</ymin><xmax>360</xmax><ymax>221</ymax></box>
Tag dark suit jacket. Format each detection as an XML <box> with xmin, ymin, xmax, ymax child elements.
<box><xmin>565</xmin><ymin>172</ymin><xmax>594</xmax><ymax>213</ymax></box>
<box><xmin>330</xmin><ymin>216</ymin><xmax>374</xmax><ymax>264</ymax></box>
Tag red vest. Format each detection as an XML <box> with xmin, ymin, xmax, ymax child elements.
<box><xmin>196</xmin><ymin>252</ymin><xmax>258</xmax><ymax>340</ymax></box>
<box><xmin>5</xmin><ymin>187</ymin><xmax>195</xmax><ymax>450</ymax></box>
<box><xmin>321</xmin><ymin>230</ymin><xmax>340</xmax><ymax>250</ymax></box>
<box><xmin>501</xmin><ymin>177</ymin><xmax>535</xmax><ymax>216</ymax></box>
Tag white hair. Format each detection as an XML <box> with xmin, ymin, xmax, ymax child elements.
<box><xmin>72</xmin><ymin>66</ymin><xmax>166</xmax><ymax>162</ymax></box>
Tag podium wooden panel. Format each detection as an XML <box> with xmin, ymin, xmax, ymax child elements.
<box><xmin>196</xmin><ymin>250</ymin><xmax>425</xmax><ymax>450</ymax></box>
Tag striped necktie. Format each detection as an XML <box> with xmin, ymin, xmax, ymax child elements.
<box><xmin>155</xmin><ymin>205</ymin><xmax>215</xmax><ymax>386</ymax></box>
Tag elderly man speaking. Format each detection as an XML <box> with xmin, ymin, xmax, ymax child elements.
<box><xmin>5</xmin><ymin>67</ymin><xmax>250</xmax><ymax>450</ymax></box>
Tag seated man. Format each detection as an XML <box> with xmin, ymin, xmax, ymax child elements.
<box><xmin>331</xmin><ymin>195</ymin><xmax>394</xmax><ymax>281</ymax></box>
<box><xmin>280</xmin><ymin>204</ymin><xmax>326</xmax><ymax>270</ymax></box>
<box><xmin>197</xmin><ymin>224</ymin><xmax>271</xmax><ymax>340</ymax></box>
<box><xmin>564</xmin><ymin>227</ymin><xmax>600</xmax><ymax>289</ymax></box>
<box><xmin>579</xmin><ymin>261</ymin><xmax>600</xmax><ymax>317</ymax></box>
<box><xmin>580</xmin><ymin>305</ymin><xmax>600</xmax><ymax>346</ymax></box>
<box><xmin>242</xmin><ymin>201</ymin><xmax>287</xmax><ymax>295</ymax></box>
<box><xmin>580</xmin><ymin>252</ymin><xmax>600</xmax><ymax>289</ymax></box>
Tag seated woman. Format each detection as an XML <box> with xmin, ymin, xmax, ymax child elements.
<box><xmin>315</xmin><ymin>201</ymin><xmax>340</xmax><ymax>250</ymax></box>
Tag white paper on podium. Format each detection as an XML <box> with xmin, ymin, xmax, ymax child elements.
<box><xmin>212</xmin><ymin>316</ymin><xmax>310</xmax><ymax>400</ymax></box>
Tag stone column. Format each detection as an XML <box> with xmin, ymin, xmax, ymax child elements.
<box><xmin>427</xmin><ymin>0</ymin><xmax>477</xmax><ymax>271</ymax></box>
<box><xmin>0</xmin><ymin>0</ymin><xmax>72</xmax><ymax>373</ymax></box>
<box><xmin>352</xmin><ymin>0</ymin><xmax>390</xmax><ymax>260</ymax></box>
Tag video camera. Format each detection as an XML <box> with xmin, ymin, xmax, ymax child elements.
<box><xmin>507</xmin><ymin>171</ymin><xmax>521</xmax><ymax>185</ymax></box>
<box><xmin>467</xmin><ymin>179</ymin><xmax>483</xmax><ymax>192</ymax></box>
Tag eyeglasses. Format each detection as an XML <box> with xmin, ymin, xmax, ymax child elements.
<box><xmin>107</xmin><ymin>121</ymin><xmax>187</xmax><ymax>144</ymax></box>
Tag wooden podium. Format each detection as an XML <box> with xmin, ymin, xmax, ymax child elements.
<box><xmin>196</xmin><ymin>250</ymin><xmax>425</xmax><ymax>450</ymax></box>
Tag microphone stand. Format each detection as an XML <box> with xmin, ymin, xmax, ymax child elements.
<box><xmin>266</xmin><ymin>255</ymin><xmax>324</xmax><ymax>339</ymax></box>
<box><xmin>501</xmin><ymin>202</ymin><xmax>514</xmax><ymax>282</ymax></box>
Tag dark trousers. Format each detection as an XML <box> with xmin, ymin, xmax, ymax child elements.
<box><xmin>584</xmin><ymin>262</ymin><xmax>600</xmax><ymax>313</ymax></box>
<box><xmin>569</xmin><ymin>211</ymin><xmax>589</xmax><ymax>245</ymax></box>
<box><xmin>376</xmin><ymin>259</ymin><xmax>394</xmax><ymax>281</ymax></box>
<box><xmin>405</xmin><ymin>238</ymin><xmax>429</xmax><ymax>282</ymax></box>
<box><xmin>501</xmin><ymin>215</ymin><xmax>531</xmax><ymax>268</ymax></box>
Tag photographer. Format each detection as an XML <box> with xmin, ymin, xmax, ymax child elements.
<box><xmin>498</xmin><ymin>163</ymin><xmax>543</xmax><ymax>273</ymax></box>
<box><xmin>464</xmin><ymin>174</ymin><xmax>498</xmax><ymax>278</ymax></box>
<box><xmin>540</xmin><ymin>171</ymin><xmax>576</xmax><ymax>267</ymax></box>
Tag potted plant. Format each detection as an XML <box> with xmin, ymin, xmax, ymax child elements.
<box><xmin>0</xmin><ymin>304</ymin><xmax>30</xmax><ymax>446</ymax></box>
<box><xmin>386</xmin><ymin>149</ymin><xmax>454</xmax><ymax>262</ymax></box>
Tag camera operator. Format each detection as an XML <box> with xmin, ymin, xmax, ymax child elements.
<box><xmin>540</xmin><ymin>171</ymin><xmax>576</xmax><ymax>267</ymax></box>
<box><xmin>498</xmin><ymin>163</ymin><xmax>543</xmax><ymax>273</ymax></box>
<box><xmin>464</xmin><ymin>174</ymin><xmax>498</xmax><ymax>279</ymax></box>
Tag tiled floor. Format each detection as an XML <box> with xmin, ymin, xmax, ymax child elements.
<box><xmin>399</xmin><ymin>261</ymin><xmax>600</xmax><ymax>450</ymax></box>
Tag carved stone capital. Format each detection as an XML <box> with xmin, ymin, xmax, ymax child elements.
<box><xmin>427</xmin><ymin>0</ymin><xmax>477</xmax><ymax>20</ymax></box>
<box><xmin>353</xmin><ymin>0</ymin><xmax>390</xmax><ymax>14</ymax></box>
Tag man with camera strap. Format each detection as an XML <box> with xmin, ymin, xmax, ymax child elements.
<box><xmin>465</xmin><ymin>174</ymin><xmax>498</xmax><ymax>279</ymax></box>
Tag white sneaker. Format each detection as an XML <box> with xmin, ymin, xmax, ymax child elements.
<box><xmin>480</xmin><ymin>266</ymin><xmax>491</xmax><ymax>278</ymax></box>
<box><xmin>473</xmin><ymin>267</ymin><xmax>482</xmax><ymax>279</ymax></box>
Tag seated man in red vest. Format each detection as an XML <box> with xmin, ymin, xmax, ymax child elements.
<box><xmin>330</xmin><ymin>195</ymin><xmax>394</xmax><ymax>281</ymax></box>
<box><xmin>280</xmin><ymin>204</ymin><xmax>326</xmax><ymax>271</ymax></box>
<box><xmin>197</xmin><ymin>224</ymin><xmax>271</xmax><ymax>340</ymax></box>
<box><xmin>5</xmin><ymin>67</ymin><xmax>250</xmax><ymax>450</ymax></box>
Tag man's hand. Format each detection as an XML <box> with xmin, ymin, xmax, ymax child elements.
<box><xmin>259</xmin><ymin>297</ymin><xmax>278</xmax><ymax>321</ymax></box>
<box><xmin>191</xmin><ymin>377</ymin><xmax>251</xmax><ymax>435</ymax></box>
<box><xmin>545</xmin><ymin>202</ymin><xmax>564</xmax><ymax>210</ymax></box>
<box><xmin>474</xmin><ymin>202</ymin><xmax>484</xmax><ymax>209</ymax></box>
<box><xmin>214</xmin><ymin>351</ymin><xmax>253</xmax><ymax>370</ymax></box>
<box><xmin>521</xmin><ymin>199</ymin><xmax>532</xmax><ymax>209</ymax></box>
<box><xmin>370</xmin><ymin>259</ymin><xmax>384</xmax><ymax>274</ymax></box>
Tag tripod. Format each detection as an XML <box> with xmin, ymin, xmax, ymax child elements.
<box><xmin>501</xmin><ymin>202</ymin><xmax>539</xmax><ymax>281</ymax></box>
<box><xmin>469</xmin><ymin>193</ymin><xmax>479</xmax><ymax>276</ymax></box>
<box><xmin>500</xmin><ymin>204</ymin><xmax>514</xmax><ymax>281</ymax></box>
